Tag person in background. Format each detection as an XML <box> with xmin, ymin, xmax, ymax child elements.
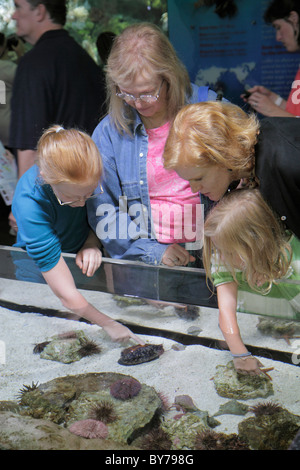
<box><xmin>96</xmin><ymin>31</ymin><xmax>116</xmax><ymax>67</ymax></box>
<box><xmin>163</xmin><ymin>101</ymin><xmax>300</xmax><ymax>241</ymax></box>
<box><xmin>9</xmin><ymin>0</ymin><xmax>106</xmax><ymax>180</ymax></box>
<box><xmin>0</xmin><ymin>32</ymin><xmax>24</xmax><ymax>148</ymax></box>
<box><xmin>88</xmin><ymin>22</ymin><xmax>220</xmax><ymax>269</ymax></box>
<box><xmin>12</xmin><ymin>125</ymin><xmax>143</xmax><ymax>345</ymax></box>
<box><xmin>242</xmin><ymin>0</ymin><xmax>300</xmax><ymax>117</ymax></box>
<box><xmin>203</xmin><ymin>189</ymin><xmax>299</xmax><ymax>376</ymax></box>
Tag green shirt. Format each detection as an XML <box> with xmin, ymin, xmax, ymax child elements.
<box><xmin>212</xmin><ymin>235</ymin><xmax>300</xmax><ymax>320</ymax></box>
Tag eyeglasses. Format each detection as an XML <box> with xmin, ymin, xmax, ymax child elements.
<box><xmin>54</xmin><ymin>185</ymin><xmax>104</xmax><ymax>206</ymax></box>
<box><xmin>116</xmin><ymin>80</ymin><xmax>164</xmax><ymax>103</ymax></box>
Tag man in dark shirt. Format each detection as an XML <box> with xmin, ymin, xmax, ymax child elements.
<box><xmin>9</xmin><ymin>0</ymin><xmax>106</xmax><ymax>178</ymax></box>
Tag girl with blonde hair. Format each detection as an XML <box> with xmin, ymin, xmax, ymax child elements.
<box><xmin>203</xmin><ymin>189</ymin><xmax>300</xmax><ymax>375</ymax></box>
<box><xmin>12</xmin><ymin>125</ymin><xmax>143</xmax><ymax>344</ymax></box>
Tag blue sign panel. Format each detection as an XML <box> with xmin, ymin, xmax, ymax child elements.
<box><xmin>168</xmin><ymin>0</ymin><xmax>299</xmax><ymax>106</ymax></box>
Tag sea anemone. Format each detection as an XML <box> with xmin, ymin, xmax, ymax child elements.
<box><xmin>194</xmin><ymin>429</ymin><xmax>249</xmax><ymax>450</ymax></box>
<box><xmin>110</xmin><ymin>377</ymin><xmax>141</xmax><ymax>400</ymax></box>
<box><xmin>78</xmin><ymin>339</ymin><xmax>101</xmax><ymax>358</ymax></box>
<box><xmin>68</xmin><ymin>419</ymin><xmax>108</xmax><ymax>439</ymax></box>
<box><xmin>250</xmin><ymin>401</ymin><xmax>284</xmax><ymax>417</ymax></box>
<box><xmin>157</xmin><ymin>392</ymin><xmax>171</xmax><ymax>413</ymax></box>
<box><xmin>139</xmin><ymin>427</ymin><xmax>172</xmax><ymax>450</ymax></box>
<box><xmin>88</xmin><ymin>401</ymin><xmax>118</xmax><ymax>424</ymax></box>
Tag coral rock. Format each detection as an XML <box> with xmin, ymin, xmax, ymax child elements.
<box><xmin>238</xmin><ymin>409</ymin><xmax>300</xmax><ymax>450</ymax></box>
<box><xmin>69</xmin><ymin>419</ymin><xmax>108</xmax><ymax>439</ymax></box>
<box><xmin>161</xmin><ymin>412</ymin><xmax>209</xmax><ymax>450</ymax></box>
<box><xmin>213</xmin><ymin>361</ymin><xmax>274</xmax><ymax>400</ymax></box>
<box><xmin>38</xmin><ymin>330</ymin><xmax>101</xmax><ymax>364</ymax></box>
<box><xmin>174</xmin><ymin>395</ymin><xmax>198</xmax><ymax>411</ymax></box>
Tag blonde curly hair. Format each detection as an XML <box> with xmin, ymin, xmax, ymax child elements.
<box><xmin>164</xmin><ymin>101</ymin><xmax>259</xmax><ymax>176</ymax></box>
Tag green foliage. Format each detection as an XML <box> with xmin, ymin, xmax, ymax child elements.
<box><xmin>65</xmin><ymin>0</ymin><xmax>167</xmax><ymax>63</ymax></box>
<box><xmin>0</xmin><ymin>0</ymin><xmax>167</xmax><ymax>63</ymax></box>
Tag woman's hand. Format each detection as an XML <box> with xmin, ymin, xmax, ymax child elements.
<box><xmin>162</xmin><ymin>243</ymin><xmax>195</xmax><ymax>267</ymax></box>
<box><xmin>102</xmin><ymin>319</ymin><xmax>145</xmax><ymax>344</ymax></box>
<box><xmin>76</xmin><ymin>246</ymin><xmax>102</xmax><ymax>277</ymax></box>
<box><xmin>76</xmin><ymin>230</ymin><xmax>102</xmax><ymax>276</ymax></box>
<box><xmin>233</xmin><ymin>355</ymin><xmax>265</xmax><ymax>376</ymax></box>
<box><xmin>241</xmin><ymin>85</ymin><xmax>289</xmax><ymax>117</ymax></box>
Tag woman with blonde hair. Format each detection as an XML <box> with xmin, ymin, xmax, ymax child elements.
<box><xmin>88</xmin><ymin>22</ymin><xmax>220</xmax><ymax>269</ymax></box>
<box><xmin>12</xmin><ymin>125</ymin><xmax>143</xmax><ymax>344</ymax></box>
<box><xmin>164</xmin><ymin>101</ymin><xmax>300</xmax><ymax>239</ymax></box>
<box><xmin>203</xmin><ymin>189</ymin><xmax>300</xmax><ymax>375</ymax></box>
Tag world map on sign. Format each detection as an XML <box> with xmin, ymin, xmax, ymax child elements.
<box><xmin>195</xmin><ymin>62</ymin><xmax>257</xmax><ymax>103</ymax></box>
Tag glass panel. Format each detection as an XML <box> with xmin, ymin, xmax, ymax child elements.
<box><xmin>0</xmin><ymin>245</ymin><xmax>299</xmax><ymax>368</ymax></box>
<box><xmin>0</xmin><ymin>245</ymin><xmax>216</xmax><ymax>306</ymax></box>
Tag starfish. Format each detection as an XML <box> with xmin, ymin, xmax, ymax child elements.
<box><xmin>260</xmin><ymin>367</ymin><xmax>274</xmax><ymax>380</ymax></box>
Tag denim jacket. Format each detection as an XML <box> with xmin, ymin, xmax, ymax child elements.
<box><xmin>87</xmin><ymin>84</ymin><xmax>218</xmax><ymax>265</ymax></box>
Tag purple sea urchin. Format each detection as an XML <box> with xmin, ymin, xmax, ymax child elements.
<box><xmin>89</xmin><ymin>401</ymin><xmax>118</xmax><ymax>424</ymax></box>
<box><xmin>110</xmin><ymin>377</ymin><xmax>142</xmax><ymax>400</ymax></box>
<box><xmin>33</xmin><ymin>341</ymin><xmax>50</xmax><ymax>354</ymax></box>
<box><xmin>250</xmin><ymin>401</ymin><xmax>284</xmax><ymax>417</ymax></box>
<box><xmin>68</xmin><ymin>419</ymin><xmax>108</xmax><ymax>439</ymax></box>
<box><xmin>118</xmin><ymin>343</ymin><xmax>164</xmax><ymax>365</ymax></box>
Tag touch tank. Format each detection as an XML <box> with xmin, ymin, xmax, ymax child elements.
<box><xmin>0</xmin><ymin>245</ymin><xmax>299</xmax><ymax>451</ymax></box>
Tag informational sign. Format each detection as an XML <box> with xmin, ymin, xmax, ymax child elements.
<box><xmin>168</xmin><ymin>0</ymin><xmax>299</xmax><ymax>107</ymax></box>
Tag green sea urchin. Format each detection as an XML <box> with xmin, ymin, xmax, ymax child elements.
<box><xmin>78</xmin><ymin>339</ymin><xmax>101</xmax><ymax>358</ymax></box>
<box><xmin>250</xmin><ymin>401</ymin><xmax>284</xmax><ymax>417</ymax></box>
<box><xmin>194</xmin><ymin>429</ymin><xmax>249</xmax><ymax>450</ymax></box>
<box><xmin>88</xmin><ymin>401</ymin><xmax>118</xmax><ymax>424</ymax></box>
<box><xmin>17</xmin><ymin>381</ymin><xmax>39</xmax><ymax>401</ymax></box>
<box><xmin>139</xmin><ymin>427</ymin><xmax>172</xmax><ymax>450</ymax></box>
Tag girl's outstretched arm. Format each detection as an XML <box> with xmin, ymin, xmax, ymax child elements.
<box><xmin>217</xmin><ymin>282</ymin><xmax>265</xmax><ymax>376</ymax></box>
<box><xmin>42</xmin><ymin>255</ymin><xmax>144</xmax><ymax>345</ymax></box>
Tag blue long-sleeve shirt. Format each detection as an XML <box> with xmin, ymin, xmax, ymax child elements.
<box><xmin>12</xmin><ymin>165</ymin><xmax>89</xmax><ymax>272</ymax></box>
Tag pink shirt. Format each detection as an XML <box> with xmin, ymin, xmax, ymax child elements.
<box><xmin>146</xmin><ymin>122</ymin><xmax>202</xmax><ymax>244</ymax></box>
